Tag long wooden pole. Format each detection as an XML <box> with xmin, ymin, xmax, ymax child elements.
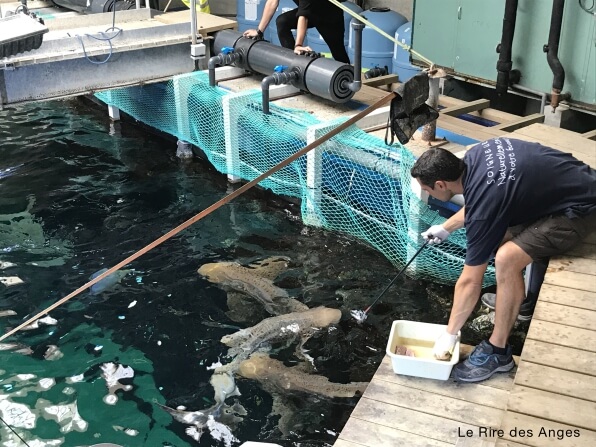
<box><xmin>0</xmin><ymin>91</ymin><xmax>397</xmax><ymax>342</ymax></box>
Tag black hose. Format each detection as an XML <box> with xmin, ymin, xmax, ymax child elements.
<box><xmin>544</xmin><ymin>0</ymin><xmax>566</xmax><ymax>109</ymax></box>
<box><xmin>496</xmin><ymin>0</ymin><xmax>519</xmax><ymax>95</ymax></box>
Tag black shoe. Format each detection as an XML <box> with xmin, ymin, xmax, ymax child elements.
<box><xmin>452</xmin><ymin>340</ymin><xmax>515</xmax><ymax>383</ymax></box>
<box><xmin>480</xmin><ymin>293</ymin><xmax>535</xmax><ymax>322</ymax></box>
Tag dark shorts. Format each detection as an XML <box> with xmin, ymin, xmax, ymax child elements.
<box><xmin>509</xmin><ymin>212</ymin><xmax>596</xmax><ymax>262</ymax></box>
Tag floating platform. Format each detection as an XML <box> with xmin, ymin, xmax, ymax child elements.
<box><xmin>0</xmin><ymin>3</ymin><xmax>236</xmax><ymax>106</ymax></box>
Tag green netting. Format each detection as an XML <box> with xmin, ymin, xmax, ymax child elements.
<box><xmin>96</xmin><ymin>71</ymin><xmax>495</xmax><ymax>287</ymax></box>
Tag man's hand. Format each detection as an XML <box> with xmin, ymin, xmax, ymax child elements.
<box><xmin>421</xmin><ymin>225</ymin><xmax>450</xmax><ymax>244</ymax></box>
<box><xmin>433</xmin><ymin>331</ymin><xmax>458</xmax><ymax>360</ymax></box>
<box><xmin>294</xmin><ymin>45</ymin><xmax>313</xmax><ymax>55</ymax></box>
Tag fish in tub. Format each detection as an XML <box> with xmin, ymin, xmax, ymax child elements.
<box><xmin>386</xmin><ymin>320</ymin><xmax>460</xmax><ymax>380</ymax></box>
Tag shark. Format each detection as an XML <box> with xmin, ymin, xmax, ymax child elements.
<box><xmin>238</xmin><ymin>353</ymin><xmax>368</xmax><ymax>398</ymax></box>
<box><xmin>197</xmin><ymin>256</ymin><xmax>308</xmax><ymax>316</ymax></box>
<box><xmin>216</xmin><ymin>306</ymin><xmax>342</xmax><ymax>376</ymax></box>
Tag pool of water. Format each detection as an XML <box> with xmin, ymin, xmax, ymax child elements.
<box><xmin>0</xmin><ymin>99</ymin><xmax>525</xmax><ymax>447</ymax></box>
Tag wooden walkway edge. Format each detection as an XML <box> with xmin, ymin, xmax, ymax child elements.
<box><xmin>334</xmin><ymin>125</ymin><xmax>596</xmax><ymax>447</ymax></box>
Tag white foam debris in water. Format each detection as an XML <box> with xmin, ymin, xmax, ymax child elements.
<box><xmin>0</xmin><ymin>261</ymin><xmax>17</xmax><ymax>269</ymax></box>
<box><xmin>0</xmin><ymin>309</ymin><xmax>17</xmax><ymax>317</ymax></box>
<box><xmin>206</xmin><ymin>361</ymin><xmax>223</xmax><ymax>370</ymax></box>
<box><xmin>103</xmin><ymin>394</ymin><xmax>118</xmax><ymax>405</ymax></box>
<box><xmin>280</xmin><ymin>323</ymin><xmax>300</xmax><ymax>334</ymax></box>
<box><xmin>44</xmin><ymin>345</ymin><xmax>64</xmax><ymax>361</ymax></box>
<box><xmin>157</xmin><ymin>340</ymin><xmax>162</xmax><ymax>346</ymax></box>
<box><xmin>326</xmin><ymin>429</ymin><xmax>337</xmax><ymax>436</ymax></box>
<box><xmin>38</xmin><ymin>378</ymin><xmax>55</xmax><ymax>390</ymax></box>
<box><xmin>38</xmin><ymin>398</ymin><xmax>88</xmax><ymax>433</ymax></box>
<box><xmin>350</xmin><ymin>309</ymin><xmax>367</xmax><ymax>324</ymax></box>
<box><xmin>66</xmin><ymin>374</ymin><xmax>85</xmax><ymax>384</ymax></box>
<box><xmin>0</xmin><ymin>399</ymin><xmax>36</xmax><ymax>428</ymax></box>
<box><xmin>0</xmin><ymin>276</ymin><xmax>24</xmax><ymax>286</ymax></box>
<box><xmin>62</xmin><ymin>387</ymin><xmax>76</xmax><ymax>395</ymax></box>
<box><xmin>128</xmin><ymin>300</ymin><xmax>137</xmax><ymax>308</ymax></box>
<box><xmin>186</xmin><ymin>426</ymin><xmax>203</xmax><ymax>441</ymax></box>
<box><xmin>207</xmin><ymin>415</ymin><xmax>238</xmax><ymax>447</ymax></box>
<box><xmin>16</xmin><ymin>374</ymin><xmax>36</xmax><ymax>381</ymax></box>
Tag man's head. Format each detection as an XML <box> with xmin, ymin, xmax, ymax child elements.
<box><xmin>411</xmin><ymin>148</ymin><xmax>465</xmax><ymax>201</ymax></box>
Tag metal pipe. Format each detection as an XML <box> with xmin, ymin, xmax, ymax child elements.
<box><xmin>495</xmin><ymin>0</ymin><xmax>519</xmax><ymax>95</ymax></box>
<box><xmin>135</xmin><ymin>0</ymin><xmax>140</xmax><ymax>9</ymax></box>
<box><xmin>347</xmin><ymin>21</ymin><xmax>364</xmax><ymax>92</ymax></box>
<box><xmin>544</xmin><ymin>0</ymin><xmax>566</xmax><ymax>111</ymax></box>
<box><xmin>190</xmin><ymin>0</ymin><xmax>198</xmax><ymax>45</ymax></box>
<box><xmin>512</xmin><ymin>83</ymin><xmax>549</xmax><ymax>115</ymax></box>
<box><xmin>421</xmin><ymin>76</ymin><xmax>440</xmax><ymax>142</ymax></box>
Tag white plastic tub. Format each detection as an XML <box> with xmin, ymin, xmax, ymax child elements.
<box><xmin>385</xmin><ymin>320</ymin><xmax>460</xmax><ymax>380</ymax></box>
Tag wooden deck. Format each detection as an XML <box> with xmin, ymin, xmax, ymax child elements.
<box><xmin>334</xmin><ymin>124</ymin><xmax>596</xmax><ymax>447</ymax></box>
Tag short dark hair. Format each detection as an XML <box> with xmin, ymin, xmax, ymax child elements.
<box><xmin>410</xmin><ymin>148</ymin><xmax>466</xmax><ymax>188</ymax></box>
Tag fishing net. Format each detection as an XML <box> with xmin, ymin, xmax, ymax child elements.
<box><xmin>96</xmin><ymin>72</ymin><xmax>495</xmax><ymax>287</ymax></box>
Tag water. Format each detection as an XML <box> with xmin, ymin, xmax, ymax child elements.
<box><xmin>0</xmin><ymin>99</ymin><xmax>523</xmax><ymax>446</ymax></box>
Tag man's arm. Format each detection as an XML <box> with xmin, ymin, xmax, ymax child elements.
<box><xmin>443</xmin><ymin>206</ymin><xmax>465</xmax><ymax>233</ymax></box>
<box><xmin>243</xmin><ymin>0</ymin><xmax>280</xmax><ymax>38</ymax></box>
<box><xmin>447</xmin><ymin>262</ymin><xmax>488</xmax><ymax>335</ymax></box>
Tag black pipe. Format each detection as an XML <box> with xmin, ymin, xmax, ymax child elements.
<box><xmin>208</xmin><ymin>51</ymin><xmax>242</xmax><ymax>86</ymax></box>
<box><xmin>544</xmin><ymin>0</ymin><xmax>566</xmax><ymax>110</ymax></box>
<box><xmin>495</xmin><ymin>0</ymin><xmax>518</xmax><ymax>95</ymax></box>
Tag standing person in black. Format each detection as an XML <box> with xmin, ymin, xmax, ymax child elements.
<box><xmin>243</xmin><ymin>0</ymin><xmax>350</xmax><ymax>63</ymax></box>
<box><xmin>410</xmin><ymin>138</ymin><xmax>596</xmax><ymax>383</ymax></box>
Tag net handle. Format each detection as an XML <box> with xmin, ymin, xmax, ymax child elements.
<box><xmin>0</xmin><ymin>91</ymin><xmax>397</xmax><ymax>343</ymax></box>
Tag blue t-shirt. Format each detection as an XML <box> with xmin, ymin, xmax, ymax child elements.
<box><xmin>463</xmin><ymin>137</ymin><xmax>596</xmax><ymax>266</ymax></box>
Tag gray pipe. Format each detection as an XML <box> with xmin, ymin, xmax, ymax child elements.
<box><xmin>213</xmin><ymin>30</ymin><xmax>355</xmax><ymax>103</ymax></box>
<box><xmin>208</xmin><ymin>51</ymin><xmax>242</xmax><ymax>86</ymax></box>
<box><xmin>347</xmin><ymin>21</ymin><xmax>364</xmax><ymax>92</ymax></box>
<box><xmin>261</xmin><ymin>70</ymin><xmax>300</xmax><ymax>114</ymax></box>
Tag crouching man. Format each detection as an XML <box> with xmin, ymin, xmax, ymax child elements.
<box><xmin>410</xmin><ymin>137</ymin><xmax>596</xmax><ymax>382</ymax></box>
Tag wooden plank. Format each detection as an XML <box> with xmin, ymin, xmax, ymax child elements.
<box><xmin>456</xmin><ymin>438</ymin><xmax>497</xmax><ymax>447</ymax></box>
<box><xmin>472</xmin><ymin>108</ymin><xmax>521</xmax><ymax>124</ymax></box>
<box><xmin>439</xmin><ymin>95</ymin><xmax>467</xmax><ymax>108</ymax></box>
<box><xmin>364</xmin><ymin>378</ymin><xmax>505</xmax><ymax>428</ymax></box>
<box><xmin>362</xmin><ymin>74</ymin><xmax>399</xmax><ymax>88</ymax></box>
<box><xmin>495</xmin><ymin>438</ymin><xmax>538</xmax><ymax>447</ymax></box>
<box><xmin>526</xmin><ymin>320</ymin><xmax>596</xmax><ymax>352</ymax></box>
<box><xmin>155</xmin><ymin>11</ymin><xmax>237</xmax><ymax>33</ymax></box>
<box><xmin>499</xmin><ymin>411</ymin><xmax>596</xmax><ymax>446</ymax></box>
<box><xmin>511</xmin><ymin>124</ymin><xmax>596</xmax><ymax>165</ymax></box>
<box><xmin>521</xmin><ymin>339</ymin><xmax>596</xmax><ymax>377</ymax></box>
<box><xmin>350</xmin><ymin>397</ymin><xmax>479</xmax><ymax>444</ymax></box>
<box><xmin>438</xmin><ymin>115</ymin><xmax>502</xmax><ymax>141</ymax></box>
<box><xmin>533</xmin><ymin>301</ymin><xmax>596</xmax><ymax>331</ymax></box>
<box><xmin>582</xmin><ymin>129</ymin><xmax>596</xmax><ymax>140</ymax></box>
<box><xmin>543</xmin><ymin>270</ymin><xmax>596</xmax><ymax>293</ymax></box>
<box><xmin>352</xmin><ymin>85</ymin><xmax>392</xmax><ymax>106</ymax></box>
<box><xmin>333</xmin><ymin>438</ymin><xmax>368</xmax><ymax>447</ymax></box>
<box><xmin>506</xmin><ymin>385</ymin><xmax>596</xmax><ymax>431</ymax></box>
<box><xmin>375</xmin><ymin>356</ymin><xmax>513</xmax><ymax>408</ymax></box>
<box><xmin>538</xmin><ymin>284</ymin><xmax>596</xmax><ymax>311</ymax></box>
<box><xmin>514</xmin><ymin>361</ymin><xmax>596</xmax><ymax>401</ymax></box>
<box><xmin>337</xmin><ymin>416</ymin><xmax>452</xmax><ymax>447</ymax></box>
<box><xmin>441</xmin><ymin>99</ymin><xmax>491</xmax><ymax>116</ymax></box>
<box><xmin>548</xmin><ymin>256</ymin><xmax>596</xmax><ymax>276</ymax></box>
<box><xmin>493</xmin><ymin>114</ymin><xmax>545</xmax><ymax>132</ymax></box>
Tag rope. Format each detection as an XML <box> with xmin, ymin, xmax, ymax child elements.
<box><xmin>0</xmin><ymin>415</ymin><xmax>32</xmax><ymax>447</ymax></box>
<box><xmin>0</xmin><ymin>91</ymin><xmax>397</xmax><ymax>343</ymax></box>
<box><xmin>328</xmin><ymin>0</ymin><xmax>435</xmax><ymax>67</ymax></box>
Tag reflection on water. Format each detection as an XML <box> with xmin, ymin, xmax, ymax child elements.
<box><xmin>0</xmin><ymin>99</ymin><xmax>509</xmax><ymax>446</ymax></box>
